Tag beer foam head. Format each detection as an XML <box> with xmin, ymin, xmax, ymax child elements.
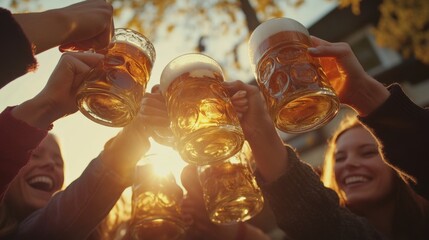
<box><xmin>160</xmin><ymin>53</ymin><xmax>223</xmax><ymax>95</ymax></box>
<box><xmin>248</xmin><ymin>18</ymin><xmax>309</xmax><ymax>66</ymax></box>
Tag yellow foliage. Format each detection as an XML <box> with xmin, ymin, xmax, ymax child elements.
<box><xmin>374</xmin><ymin>0</ymin><xmax>429</xmax><ymax>64</ymax></box>
<box><xmin>8</xmin><ymin>0</ymin><xmax>429</xmax><ymax>66</ymax></box>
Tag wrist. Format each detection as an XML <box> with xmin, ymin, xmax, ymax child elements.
<box><xmin>352</xmin><ymin>78</ymin><xmax>390</xmax><ymax>116</ymax></box>
<box><xmin>12</xmin><ymin>96</ymin><xmax>58</xmax><ymax>130</ymax></box>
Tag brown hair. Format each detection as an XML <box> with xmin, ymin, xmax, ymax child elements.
<box><xmin>321</xmin><ymin>116</ymin><xmax>429</xmax><ymax>239</ymax></box>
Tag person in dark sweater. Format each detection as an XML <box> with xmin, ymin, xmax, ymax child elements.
<box><xmin>222</xmin><ymin>37</ymin><xmax>429</xmax><ymax>239</ymax></box>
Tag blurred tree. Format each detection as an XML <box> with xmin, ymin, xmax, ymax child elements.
<box><xmin>8</xmin><ymin>0</ymin><xmax>429</xmax><ymax>78</ymax></box>
<box><xmin>374</xmin><ymin>0</ymin><xmax>429</xmax><ymax>65</ymax></box>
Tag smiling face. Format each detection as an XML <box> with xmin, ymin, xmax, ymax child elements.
<box><xmin>5</xmin><ymin>134</ymin><xmax>64</xmax><ymax>219</ymax></box>
<box><xmin>333</xmin><ymin>126</ymin><xmax>395</xmax><ymax>210</ymax></box>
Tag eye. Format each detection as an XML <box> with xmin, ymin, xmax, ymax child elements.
<box><xmin>53</xmin><ymin>155</ymin><xmax>64</xmax><ymax>168</ymax></box>
<box><xmin>361</xmin><ymin>150</ymin><xmax>378</xmax><ymax>158</ymax></box>
<box><xmin>334</xmin><ymin>154</ymin><xmax>346</xmax><ymax>163</ymax></box>
<box><xmin>31</xmin><ymin>152</ymin><xmax>41</xmax><ymax>159</ymax></box>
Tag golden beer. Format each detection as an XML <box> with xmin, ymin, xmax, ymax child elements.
<box><xmin>248</xmin><ymin>18</ymin><xmax>339</xmax><ymax>133</ymax></box>
<box><xmin>160</xmin><ymin>53</ymin><xmax>244</xmax><ymax>165</ymax></box>
<box><xmin>77</xmin><ymin>28</ymin><xmax>155</xmax><ymax>127</ymax></box>
<box><xmin>130</xmin><ymin>164</ymin><xmax>187</xmax><ymax>240</ymax></box>
<box><xmin>198</xmin><ymin>143</ymin><xmax>264</xmax><ymax>224</ymax></box>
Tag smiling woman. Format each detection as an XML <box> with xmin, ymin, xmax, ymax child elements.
<box><xmin>0</xmin><ymin>133</ymin><xmax>64</xmax><ymax>235</ymax></box>
<box><xmin>321</xmin><ymin>116</ymin><xmax>427</xmax><ymax>239</ymax></box>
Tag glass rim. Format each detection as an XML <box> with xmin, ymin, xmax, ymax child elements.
<box><xmin>112</xmin><ymin>28</ymin><xmax>156</xmax><ymax>64</ymax></box>
<box><xmin>248</xmin><ymin>17</ymin><xmax>309</xmax><ymax>64</ymax></box>
<box><xmin>159</xmin><ymin>52</ymin><xmax>224</xmax><ymax>95</ymax></box>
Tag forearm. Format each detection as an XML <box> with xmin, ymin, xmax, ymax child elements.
<box><xmin>0</xmin><ymin>8</ymin><xmax>37</xmax><ymax>87</ymax></box>
<box><xmin>16</xmin><ymin>157</ymin><xmax>129</xmax><ymax>239</ymax></box>
<box><xmin>348</xmin><ymin>75</ymin><xmax>390</xmax><ymax>117</ymax></box>
<box><xmin>100</xmin><ymin>119</ymin><xmax>151</xmax><ymax>184</ymax></box>
<box><xmin>246</xmin><ymin>117</ymin><xmax>288</xmax><ymax>183</ymax></box>
<box><xmin>11</xmin><ymin>96</ymin><xmax>60</xmax><ymax>130</ymax></box>
<box><xmin>13</xmin><ymin>9</ymin><xmax>69</xmax><ymax>54</ymax></box>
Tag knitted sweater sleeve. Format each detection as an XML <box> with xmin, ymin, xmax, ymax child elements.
<box><xmin>359</xmin><ymin>84</ymin><xmax>429</xmax><ymax>200</ymax></box>
<box><xmin>258</xmin><ymin>146</ymin><xmax>382</xmax><ymax>240</ymax></box>
<box><xmin>0</xmin><ymin>7</ymin><xmax>37</xmax><ymax>89</ymax></box>
<box><xmin>0</xmin><ymin>107</ymin><xmax>47</xmax><ymax>199</ymax></box>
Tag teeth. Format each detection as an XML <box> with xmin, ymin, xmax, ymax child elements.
<box><xmin>28</xmin><ymin>176</ymin><xmax>54</xmax><ymax>190</ymax></box>
<box><xmin>344</xmin><ymin>176</ymin><xmax>368</xmax><ymax>185</ymax></box>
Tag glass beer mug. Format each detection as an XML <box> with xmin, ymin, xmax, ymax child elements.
<box><xmin>248</xmin><ymin>18</ymin><xmax>340</xmax><ymax>133</ymax></box>
<box><xmin>76</xmin><ymin>28</ymin><xmax>156</xmax><ymax>127</ymax></box>
<box><xmin>159</xmin><ymin>53</ymin><xmax>245</xmax><ymax>165</ymax></box>
<box><xmin>129</xmin><ymin>155</ymin><xmax>187</xmax><ymax>240</ymax></box>
<box><xmin>197</xmin><ymin>142</ymin><xmax>264</xmax><ymax>224</ymax></box>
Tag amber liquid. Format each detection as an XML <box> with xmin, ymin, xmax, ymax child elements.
<box><xmin>131</xmin><ymin>174</ymin><xmax>186</xmax><ymax>240</ymax></box>
<box><xmin>256</xmin><ymin>31</ymin><xmax>339</xmax><ymax>133</ymax></box>
<box><xmin>77</xmin><ymin>41</ymin><xmax>153</xmax><ymax>127</ymax></box>
<box><xmin>199</xmin><ymin>162</ymin><xmax>264</xmax><ymax>224</ymax></box>
<box><xmin>165</xmin><ymin>73</ymin><xmax>244</xmax><ymax>165</ymax></box>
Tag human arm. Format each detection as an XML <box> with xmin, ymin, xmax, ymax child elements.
<box><xmin>359</xmin><ymin>85</ymin><xmax>429</xmax><ymax>199</ymax></box>
<box><xmin>308</xmin><ymin>37</ymin><xmax>390</xmax><ymax>117</ymax></box>
<box><xmin>309</xmin><ymin>37</ymin><xmax>429</xmax><ymax>199</ymax></box>
<box><xmin>0</xmin><ymin>52</ymin><xmax>103</xmax><ymax>200</ymax></box>
<box><xmin>14</xmin><ymin>92</ymin><xmax>165</xmax><ymax>239</ymax></box>
<box><xmin>12</xmin><ymin>0</ymin><xmax>113</xmax><ymax>54</ymax></box>
<box><xmin>224</xmin><ymin>80</ymin><xmax>382</xmax><ymax>240</ymax></box>
<box><xmin>0</xmin><ymin>8</ymin><xmax>37</xmax><ymax>88</ymax></box>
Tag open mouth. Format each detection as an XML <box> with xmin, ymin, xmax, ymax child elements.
<box><xmin>343</xmin><ymin>175</ymin><xmax>369</xmax><ymax>186</ymax></box>
<box><xmin>27</xmin><ymin>176</ymin><xmax>55</xmax><ymax>192</ymax></box>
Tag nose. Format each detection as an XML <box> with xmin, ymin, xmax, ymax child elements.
<box><xmin>343</xmin><ymin>155</ymin><xmax>361</xmax><ymax>168</ymax></box>
<box><xmin>38</xmin><ymin>154</ymin><xmax>57</xmax><ymax>170</ymax></box>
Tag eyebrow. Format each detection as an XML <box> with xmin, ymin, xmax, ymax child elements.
<box><xmin>334</xmin><ymin>143</ymin><xmax>377</xmax><ymax>154</ymax></box>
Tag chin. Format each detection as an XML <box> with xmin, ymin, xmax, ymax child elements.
<box><xmin>28</xmin><ymin>198</ymin><xmax>51</xmax><ymax>211</ymax></box>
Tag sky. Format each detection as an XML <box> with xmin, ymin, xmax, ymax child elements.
<box><xmin>0</xmin><ymin>0</ymin><xmax>337</xmax><ymax>188</ymax></box>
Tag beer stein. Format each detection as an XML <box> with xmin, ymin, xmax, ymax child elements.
<box><xmin>248</xmin><ymin>18</ymin><xmax>340</xmax><ymax>133</ymax></box>
<box><xmin>77</xmin><ymin>28</ymin><xmax>156</xmax><ymax>127</ymax></box>
<box><xmin>197</xmin><ymin>142</ymin><xmax>264</xmax><ymax>224</ymax></box>
<box><xmin>159</xmin><ymin>53</ymin><xmax>244</xmax><ymax>165</ymax></box>
<box><xmin>129</xmin><ymin>155</ymin><xmax>187</xmax><ymax>240</ymax></box>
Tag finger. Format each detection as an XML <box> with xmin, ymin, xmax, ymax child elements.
<box><xmin>62</xmin><ymin>52</ymin><xmax>104</xmax><ymax>68</ymax></box>
<box><xmin>234</xmin><ymin>106</ymin><xmax>249</xmax><ymax>113</ymax></box>
<box><xmin>141</xmin><ymin>95</ymin><xmax>167</xmax><ymax>112</ymax></box>
<box><xmin>139</xmin><ymin>116</ymin><xmax>170</xmax><ymax>128</ymax></box>
<box><xmin>231</xmin><ymin>97</ymin><xmax>248</xmax><ymax>107</ymax></box>
<box><xmin>309</xmin><ymin>36</ymin><xmax>331</xmax><ymax>46</ymax></box>
<box><xmin>231</xmin><ymin>90</ymin><xmax>247</xmax><ymax>100</ymax></box>
<box><xmin>308</xmin><ymin>41</ymin><xmax>350</xmax><ymax>58</ymax></box>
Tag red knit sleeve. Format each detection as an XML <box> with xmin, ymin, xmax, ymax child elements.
<box><xmin>0</xmin><ymin>106</ymin><xmax>47</xmax><ymax>198</ymax></box>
